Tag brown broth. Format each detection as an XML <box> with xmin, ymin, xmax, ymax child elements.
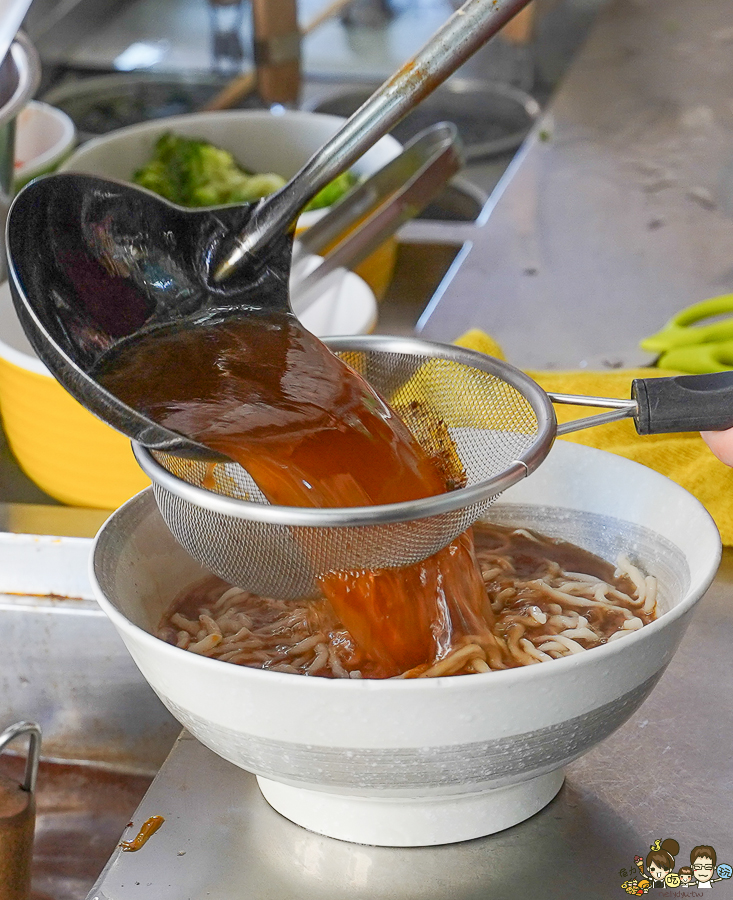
<box><xmin>157</xmin><ymin>522</ymin><xmax>657</xmax><ymax>678</ymax></box>
<box><xmin>98</xmin><ymin>313</ymin><xmax>490</xmax><ymax>677</ymax></box>
<box><xmin>472</xmin><ymin>525</ymin><xmax>622</xmax><ymax>584</ymax></box>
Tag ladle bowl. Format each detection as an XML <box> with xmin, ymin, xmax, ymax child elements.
<box><xmin>90</xmin><ymin>442</ymin><xmax>720</xmax><ymax>846</ymax></box>
<box><xmin>6</xmin><ymin>172</ymin><xmax>286</xmax><ymax>459</ymax></box>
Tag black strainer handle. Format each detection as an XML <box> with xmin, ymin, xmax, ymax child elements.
<box><xmin>633</xmin><ymin>371</ymin><xmax>733</xmax><ymax>434</ymax></box>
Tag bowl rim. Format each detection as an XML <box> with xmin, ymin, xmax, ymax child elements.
<box><xmin>60</xmin><ymin>107</ymin><xmax>402</xmax><ymax>171</ymax></box>
<box><xmin>90</xmin><ymin>442</ymin><xmax>722</xmax><ymax>694</ymax></box>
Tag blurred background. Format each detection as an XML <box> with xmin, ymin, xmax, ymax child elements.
<box><xmin>24</xmin><ymin>0</ymin><xmax>607</xmax><ymax>95</ymax></box>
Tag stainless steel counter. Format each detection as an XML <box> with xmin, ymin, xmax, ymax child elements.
<box><xmin>1</xmin><ymin>0</ymin><xmax>731</xmax><ymax>893</ymax></box>
<box><xmin>88</xmin><ymin>552</ymin><xmax>733</xmax><ymax>898</ymax></box>
<box><xmin>419</xmin><ymin>0</ymin><xmax>733</xmax><ymax>370</ymax></box>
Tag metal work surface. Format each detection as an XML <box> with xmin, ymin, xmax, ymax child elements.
<box><xmin>1</xmin><ymin>0</ymin><xmax>731</xmax><ymax>893</ymax></box>
<box><xmin>419</xmin><ymin>0</ymin><xmax>733</xmax><ymax>370</ymax></box>
<box><xmin>89</xmin><ymin>551</ymin><xmax>733</xmax><ymax>898</ymax></box>
<box><xmin>0</xmin><ymin>754</ymin><xmax>153</xmax><ymax>900</ymax></box>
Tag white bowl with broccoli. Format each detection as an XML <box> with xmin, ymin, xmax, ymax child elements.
<box><xmin>59</xmin><ymin>109</ymin><xmax>402</xmax><ymax>229</ymax></box>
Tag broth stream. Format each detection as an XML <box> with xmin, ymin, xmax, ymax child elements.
<box><xmin>98</xmin><ymin>314</ymin><xmax>491</xmax><ymax>677</ymax></box>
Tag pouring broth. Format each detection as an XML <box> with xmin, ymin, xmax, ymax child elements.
<box><xmin>98</xmin><ymin>315</ymin><xmax>657</xmax><ymax>678</ymax></box>
<box><xmin>97</xmin><ymin>313</ymin><xmax>491</xmax><ymax>678</ymax></box>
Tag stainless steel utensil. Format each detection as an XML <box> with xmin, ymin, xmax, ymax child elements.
<box><xmin>291</xmin><ymin>121</ymin><xmax>462</xmax><ymax>315</ymax></box>
<box><xmin>0</xmin><ymin>32</ymin><xmax>39</xmax><ymax>280</ymax></box>
<box><xmin>131</xmin><ymin>334</ymin><xmax>733</xmax><ymax>598</ymax></box>
<box><xmin>133</xmin><ymin>336</ymin><xmax>555</xmax><ymax>598</ymax></box>
<box><xmin>7</xmin><ymin>0</ymin><xmax>532</xmax><ymax>460</ymax></box>
<box><xmin>215</xmin><ymin>0</ymin><xmax>535</xmax><ymax>280</ymax></box>
<box><xmin>9</xmin><ymin>172</ymin><xmax>262</xmax><ymax>460</ymax></box>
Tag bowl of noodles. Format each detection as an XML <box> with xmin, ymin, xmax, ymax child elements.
<box><xmin>91</xmin><ymin>441</ymin><xmax>720</xmax><ymax>846</ymax></box>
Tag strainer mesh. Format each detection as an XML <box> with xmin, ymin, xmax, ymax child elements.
<box><xmin>148</xmin><ymin>345</ymin><xmax>546</xmax><ymax>598</ymax></box>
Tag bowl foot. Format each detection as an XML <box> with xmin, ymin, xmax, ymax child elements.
<box><xmin>256</xmin><ymin>769</ymin><xmax>564</xmax><ymax>846</ymax></box>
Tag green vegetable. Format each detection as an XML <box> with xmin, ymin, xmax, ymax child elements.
<box><xmin>303</xmin><ymin>170</ymin><xmax>358</xmax><ymax>212</ymax></box>
<box><xmin>133</xmin><ymin>133</ymin><xmax>286</xmax><ymax>207</ymax></box>
<box><xmin>133</xmin><ymin>132</ymin><xmax>357</xmax><ymax>211</ymax></box>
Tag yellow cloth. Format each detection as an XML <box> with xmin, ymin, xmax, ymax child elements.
<box><xmin>455</xmin><ymin>329</ymin><xmax>733</xmax><ymax>545</ymax></box>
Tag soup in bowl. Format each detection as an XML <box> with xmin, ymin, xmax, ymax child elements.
<box><xmin>90</xmin><ymin>441</ymin><xmax>720</xmax><ymax>846</ymax></box>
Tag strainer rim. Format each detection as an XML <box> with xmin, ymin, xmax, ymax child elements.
<box><xmin>132</xmin><ymin>336</ymin><xmax>556</xmax><ymax>528</ymax></box>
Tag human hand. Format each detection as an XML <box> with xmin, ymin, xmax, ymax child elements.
<box><xmin>702</xmin><ymin>429</ymin><xmax>733</xmax><ymax>466</ymax></box>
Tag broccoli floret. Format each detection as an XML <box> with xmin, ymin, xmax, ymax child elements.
<box><xmin>228</xmin><ymin>172</ymin><xmax>287</xmax><ymax>204</ymax></box>
<box><xmin>133</xmin><ymin>157</ymin><xmax>179</xmax><ymax>202</ymax></box>
<box><xmin>133</xmin><ymin>132</ymin><xmax>284</xmax><ymax>207</ymax></box>
<box><xmin>303</xmin><ymin>170</ymin><xmax>358</xmax><ymax>212</ymax></box>
<box><xmin>184</xmin><ymin>143</ymin><xmax>251</xmax><ymax>206</ymax></box>
<box><xmin>133</xmin><ymin>132</ymin><xmax>352</xmax><ymax>211</ymax></box>
<box><xmin>134</xmin><ymin>134</ymin><xmax>197</xmax><ymax>203</ymax></box>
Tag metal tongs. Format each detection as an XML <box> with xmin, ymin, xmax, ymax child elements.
<box><xmin>290</xmin><ymin>122</ymin><xmax>462</xmax><ymax>315</ymax></box>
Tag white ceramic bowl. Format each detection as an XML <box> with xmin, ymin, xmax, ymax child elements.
<box><xmin>14</xmin><ymin>101</ymin><xmax>76</xmax><ymax>189</ymax></box>
<box><xmin>59</xmin><ymin>109</ymin><xmax>401</xmax><ymax>230</ymax></box>
<box><xmin>90</xmin><ymin>442</ymin><xmax>720</xmax><ymax>846</ymax></box>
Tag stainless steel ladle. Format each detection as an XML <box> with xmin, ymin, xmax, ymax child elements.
<box><xmin>5</xmin><ymin>0</ymin><xmax>533</xmax><ymax>460</ymax></box>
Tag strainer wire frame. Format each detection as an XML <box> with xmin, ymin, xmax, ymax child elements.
<box><xmin>132</xmin><ymin>336</ymin><xmax>559</xmax><ymax>528</ymax></box>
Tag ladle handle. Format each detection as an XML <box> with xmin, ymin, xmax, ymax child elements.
<box><xmin>215</xmin><ymin>0</ymin><xmax>533</xmax><ymax>279</ymax></box>
<box><xmin>633</xmin><ymin>371</ymin><xmax>733</xmax><ymax>434</ymax></box>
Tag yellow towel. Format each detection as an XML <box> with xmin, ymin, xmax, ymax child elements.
<box><xmin>455</xmin><ymin>329</ymin><xmax>733</xmax><ymax>545</ymax></box>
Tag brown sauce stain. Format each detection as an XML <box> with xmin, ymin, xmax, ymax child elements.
<box><xmin>0</xmin><ymin>755</ymin><xmax>153</xmax><ymax>900</ymax></box>
<box><xmin>119</xmin><ymin>815</ymin><xmax>165</xmax><ymax>852</ymax></box>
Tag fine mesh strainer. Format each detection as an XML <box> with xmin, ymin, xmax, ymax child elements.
<box><xmin>132</xmin><ymin>333</ymin><xmax>733</xmax><ymax>598</ymax></box>
<box><xmin>131</xmin><ymin>337</ymin><xmax>568</xmax><ymax>598</ymax></box>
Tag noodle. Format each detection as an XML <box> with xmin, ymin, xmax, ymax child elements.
<box><xmin>157</xmin><ymin>523</ymin><xmax>658</xmax><ymax>678</ymax></box>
